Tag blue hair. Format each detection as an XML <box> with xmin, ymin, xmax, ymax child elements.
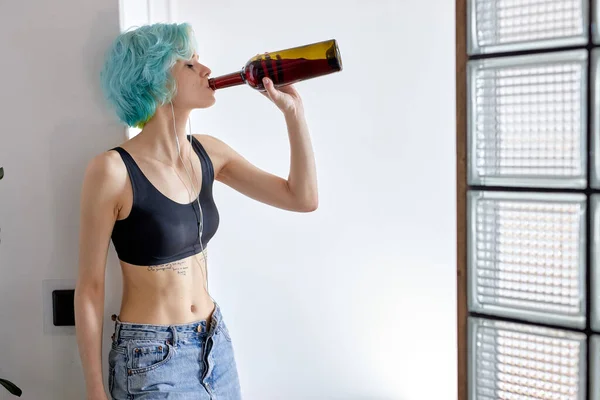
<box><xmin>100</xmin><ymin>22</ymin><xmax>198</xmax><ymax>128</ymax></box>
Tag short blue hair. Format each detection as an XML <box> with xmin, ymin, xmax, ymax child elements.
<box><xmin>100</xmin><ymin>22</ymin><xmax>198</xmax><ymax>128</ymax></box>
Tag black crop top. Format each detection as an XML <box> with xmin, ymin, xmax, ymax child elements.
<box><xmin>110</xmin><ymin>135</ymin><xmax>220</xmax><ymax>266</ymax></box>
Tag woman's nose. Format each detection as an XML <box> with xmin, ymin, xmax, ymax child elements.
<box><xmin>201</xmin><ymin>64</ymin><xmax>211</xmax><ymax>77</ymax></box>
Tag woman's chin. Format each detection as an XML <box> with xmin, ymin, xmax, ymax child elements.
<box><xmin>198</xmin><ymin>97</ymin><xmax>216</xmax><ymax>109</ymax></box>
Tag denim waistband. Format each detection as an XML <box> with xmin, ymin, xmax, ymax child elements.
<box><xmin>111</xmin><ymin>301</ymin><xmax>223</xmax><ymax>344</ymax></box>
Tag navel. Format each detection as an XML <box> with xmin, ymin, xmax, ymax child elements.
<box><xmin>190</xmin><ymin>304</ymin><xmax>197</xmax><ymax>313</ymax></box>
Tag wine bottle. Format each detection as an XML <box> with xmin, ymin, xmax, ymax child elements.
<box><xmin>208</xmin><ymin>39</ymin><xmax>343</xmax><ymax>91</ymax></box>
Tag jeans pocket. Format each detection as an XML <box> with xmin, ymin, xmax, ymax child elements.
<box><xmin>128</xmin><ymin>341</ymin><xmax>174</xmax><ymax>375</ymax></box>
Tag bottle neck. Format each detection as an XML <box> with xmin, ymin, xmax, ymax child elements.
<box><xmin>208</xmin><ymin>71</ymin><xmax>245</xmax><ymax>90</ymax></box>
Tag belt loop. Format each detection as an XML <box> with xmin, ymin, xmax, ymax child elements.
<box><xmin>209</xmin><ymin>302</ymin><xmax>219</xmax><ymax>334</ymax></box>
<box><xmin>213</xmin><ymin>303</ymin><xmax>221</xmax><ymax>331</ymax></box>
<box><xmin>169</xmin><ymin>325</ymin><xmax>178</xmax><ymax>347</ymax></box>
<box><xmin>112</xmin><ymin>314</ymin><xmax>121</xmax><ymax>342</ymax></box>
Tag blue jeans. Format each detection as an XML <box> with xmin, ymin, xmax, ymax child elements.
<box><xmin>108</xmin><ymin>302</ymin><xmax>242</xmax><ymax>399</ymax></box>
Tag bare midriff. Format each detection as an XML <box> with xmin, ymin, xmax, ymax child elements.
<box><xmin>116</xmin><ymin>250</ymin><xmax>216</xmax><ymax>325</ymax></box>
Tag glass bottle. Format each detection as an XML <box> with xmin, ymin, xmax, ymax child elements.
<box><xmin>208</xmin><ymin>39</ymin><xmax>343</xmax><ymax>91</ymax></box>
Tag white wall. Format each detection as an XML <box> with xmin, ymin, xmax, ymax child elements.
<box><xmin>0</xmin><ymin>1</ymin><xmax>125</xmax><ymax>399</ymax></box>
<box><xmin>172</xmin><ymin>1</ymin><xmax>457</xmax><ymax>399</ymax></box>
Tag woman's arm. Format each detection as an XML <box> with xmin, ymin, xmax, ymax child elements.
<box><xmin>74</xmin><ymin>152</ymin><xmax>123</xmax><ymax>399</ymax></box>
<box><xmin>203</xmin><ymin>78</ymin><xmax>318</xmax><ymax>212</ymax></box>
<box><xmin>283</xmin><ymin>105</ymin><xmax>318</xmax><ymax>211</ymax></box>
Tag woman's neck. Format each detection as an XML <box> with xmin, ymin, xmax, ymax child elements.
<box><xmin>135</xmin><ymin>103</ymin><xmax>194</xmax><ymax>164</ymax></box>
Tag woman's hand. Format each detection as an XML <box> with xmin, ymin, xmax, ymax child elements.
<box><xmin>262</xmin><ymin>77</ymin><xmax>303</xmax><ymax>116</ymax></box>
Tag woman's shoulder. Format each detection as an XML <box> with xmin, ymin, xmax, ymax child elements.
<box><xmin>82</xmin><ymin>148</ymin><xmax>129</xmax><ymax>194</ymax></box>
<box><xmin>78</xmin><ymin>149</ymin><xmax>129</xmax><ymax>233</ymax></box>
<box><xmin>193</xmin><ymin>133</ymin><xmax>221</xmax><ymax>151</ymax></box>
<box><xmin>192</xmin><ymin>134</ymin><xmax>231</xmax><ymax>174</ymax></box>
<box><xmin>192</xmin><ymin>133</ymin><xmax>237</xmax><ymax>161</ymax></box>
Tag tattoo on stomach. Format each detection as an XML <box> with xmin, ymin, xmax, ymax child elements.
<box><xmin>147</xmin><ymin>261</ymin><xmax>189</xmax><ymax>276</ymax></box>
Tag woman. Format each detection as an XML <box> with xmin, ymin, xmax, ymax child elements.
<box><xmin>74</xmin><ymin>22</ymin><xmax>318</xmax><ymax>400</ymax></box>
